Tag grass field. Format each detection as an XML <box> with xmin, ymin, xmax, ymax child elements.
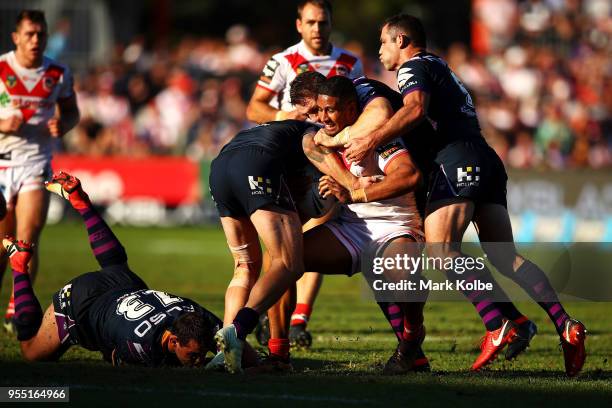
<box><xmin>0</xmin><ymin>222</ymin><xmax>610</xmax><ymax>407</ymax></box>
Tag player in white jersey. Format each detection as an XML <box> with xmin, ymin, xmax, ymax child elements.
<box><xmin>258</xmin><ymin>75</ymin><xmax>430</xmax><ymax>374</ymax></box>
<box><xmin>246</xmin><ymin>0</ymin><xmax>363</xmax><ymax>347</ymax></box>
<box><xmin>246</xmin><ymin>0</ymin><xmax>363</xmax><ymax>123</ymax></box>
<box><xmin>0</xmin><ymin>10</ymin><xmax>79</xmax><ymax>332</ymax></box>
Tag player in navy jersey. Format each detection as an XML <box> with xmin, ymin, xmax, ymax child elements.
<box><xmin>340</xmin><ymin>14</ymin><xmax>586</xmax><ymax>376</ymax></box>
<box><xmin>210</xmin><ymin>119</ymin><xmax>361</xmax><ymax>373</ymax></box>
<box><xmin>6</xmin><ymin>172</ymin><xmax>232</xmax><ymax>368</ymax></box>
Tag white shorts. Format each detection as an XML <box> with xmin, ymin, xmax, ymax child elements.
<box><xmin>0</xmin><ymin>161</ymin><xmax>51</xmax><ymax>210</ymax></box>
<box><xmin>324</xmin><ymin>214</ymin><xmax>424</xmax><ymax>276</ymax></box>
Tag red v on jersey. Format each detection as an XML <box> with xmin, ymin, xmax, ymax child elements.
<box><xmin>328</xmin><ymin>53</ymin><xmax>359</xmax><ymax>77</ymax></box>
<box><xmin>0</xmin><ymin>61</ymin><xmax>64</xmax><ymax>122</ymax></box>
<box><xmin>284</xmin><ymin>52</ymin><xmax>316</xmax><ymax>75</ymax></box>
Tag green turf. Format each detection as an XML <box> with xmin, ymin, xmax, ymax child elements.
<box><xmin>0</xmin><ymin>223</ymin><xmax>610</xmax><ymax>407</ymax></box>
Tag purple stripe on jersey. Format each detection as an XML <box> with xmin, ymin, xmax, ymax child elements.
<box><xmin>92</xmin><ymin>240</ymin><xmax>118</xmax><ymax>255</ymax></box>
<box><xmin>13</xmin><ymin>280</ymin><xmax>31</xmax><ymax>293</ymax></box>
<box><xmin>476</xmin><ymin>300</ymin><xmax>493</xmax><ymax>313</ymax></box>
<box><xmin>549</xmin><ymin>303</ymin><xmax>562</xmax><ymax>316</ymax></box>
<box><xmin>482</xmin><ymin>309</ymin><xmax>502</xmax><ymax>324</ymax></box>
<box><xmin>388</xmin><ymin>304</ymin><xmax>401</xmax><ymax>315</ymax></box>
<box><xmin>390</xmin><ymin>317</ymin><xmax>403</xmax><ymax>327</ymax></box>
<box><xmin>467</xmin><ymin>290</ymin><xmax>484</xmax><ymax>302</ymax></box>
<box><xmin>556</xmin><ymin>314</ymin><xmax>569</xmax><ymax>328</ymax></box>
<box><xmin>400</xmin><ymin>86</ymin><xmax>428</xmax><ymax>97</ymax></box>
<box><xmin>533</xmin><ymin>281</ymin><xmax>545</xmax><ymax>294</ymax></box>
<box><xmin>85</xmin><ymin>215</ymin><xmax>102</xmax><ymax>228</ymax></box>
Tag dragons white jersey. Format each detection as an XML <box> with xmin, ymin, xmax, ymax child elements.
<box><xmin>257</xmin><ymin>40</ymin><xmax>363</xmax><ymax>111</ymax></box>
<box><xmin>338</xmin><ymin>138</ymin><xmax>421</xmax><ymax>230</ymax></box>
<box><xmin>0</xmin><ymin>51</ymin><xmax>74</xmax><ymax>166</ymax></box>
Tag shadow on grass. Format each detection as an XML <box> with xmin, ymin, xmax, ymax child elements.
<box><xmin>0</xmin><ymin>359</ymin><xmax>610</xmax><ymax>407</ymax></box>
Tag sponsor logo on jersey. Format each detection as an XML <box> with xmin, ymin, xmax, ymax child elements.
<box><xmin>335</xmin><ymin>64</ymin><xmax>349</xmax><ymax>76</ymax></box>
<box><xmin>261</xmin><ymin>58</ymin><xmax>280</xmax><ymax>83</ymax></box>
<box><xmin>377</xmin><ymin>141</ymin><xmax>403</xmax><ymax>160</ymax></box>
<box><xmin>397</xmin><ymin>67</ymin><xmax>414</xmax><ymax>89</ymax></box>
<box><xmin>456</xmin><ymin>166</ymin><xmax>480</xmax><ymax>187</ymax></box>
<box><xmin>42</xmin><ymin>75</ymin><xmax>56</xmax><ymax>92</ymax></box>
<box><xmin>0</xmin><ymin>92</ymin><xmax>9</xmax><ymax>107</ymax></box>
<box><xmin>248</xmin><ymin>176</ymin><xmax>273</xmax><ymax>195</ymax></box>
<box><xmin>5</xmin><ymin>75</ymin><xmax>16</xmax><ymax>88</ymax></box>
<box><xmin>297</xmin><ymin>62</ymin><xmax>310</xmax><ymax>74</ymax></box>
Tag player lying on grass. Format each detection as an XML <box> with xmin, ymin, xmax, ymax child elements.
<box><xmin>7</xmin><ymin>171</ymin><xmax>257</xmax><ymax>368</ymax></box>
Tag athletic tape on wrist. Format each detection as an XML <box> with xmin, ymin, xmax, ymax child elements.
<box><xmin>350</xmin><ymin>188</ymin><xmax>367</xmax><ymax>203</ymax></box>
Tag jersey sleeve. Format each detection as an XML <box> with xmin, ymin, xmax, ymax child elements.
<box><xmin>354</xmin><ymin>78</ymin><xmax>380</xmax><ymax>110</ymax></box>
<box><xmin>397</xmin><ymin>60</ymin><xmax>430</xmax><ymax>96</ymax></box>
<box><xmin>57</xmin><ymin>65</ymin><xmax>75</xmax><ymax>100</ymax></box>
<box><xmin>376</xmin><ymin>138</ymin><xmax>409</xmax><ymax>174</ymax></box>
<box><xmin>256</xmin><ymin>54</ymin><xmax>286</xmax><ymax>95</ymax></box>
<box><xmin>349</xmin><ymin>58</ymin><xmax>365</xmax><ymax>79</ymax></box>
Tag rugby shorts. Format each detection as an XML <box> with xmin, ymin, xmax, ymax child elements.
<box><xmin>0</xmin><ymin>160</ymin><xmax>51</xmax><ymax>210</ymax></box>
<box><xmin>324</xmin><ymin>209</ymin><xmax>424</xmax><ymax>276</ymax></box>
<box><xmin>427</xmin><ymin>139</ymin><xmax>508</xmax><ymax>209</ymax></box>
<box><xmin>209</xmin><ymin>147</ymin><xmax>296</xmax><ymax>217</ymax></box>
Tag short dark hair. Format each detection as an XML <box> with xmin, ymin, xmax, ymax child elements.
<box><xmin>170</xmin><ymin>312</ymin><xmax>211</xmax><ymax>349</ymax></box>
<box><xmin>290</xmin><ymin>71</ymin><xmax>326</xmax><ymax>105</ymax></box>
<box><xmin>297</xmin><ymin>0</ymin><xmax>332</xmax><ymax>19</ymax></box>
<box><xmin>15</xmin><ymin>10</ymin><xmax>47</xmax><ymax>31</ymax></box>
<box><xmin>382</xmin><ymin>14</ymin><xmax>427</xmax><ymax>48</ymax></box>
<box><xmin>318</xmin><ymin>75</ymin><xmax>358</xmax><ymax>108</ymax></box>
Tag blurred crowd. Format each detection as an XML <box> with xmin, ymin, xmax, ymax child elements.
<box><xmin>59</xmin><ymin>0</ymin><xmax>610</xmax><ymax>169</ymax></box>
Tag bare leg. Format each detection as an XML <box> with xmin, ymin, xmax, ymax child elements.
<box><xmin>425</xmin><ymin>199</ymin><xmax>506</xmax><ymax>331</ymax></box>
<box><xmin>15</xmin><ymin>188</ymin><xmax>50</xmax><ymax>283</ymax></box>
<box><xmin>19</xmin><ymin>304</ymin><xmax>62</xmax><ymax>361</ymax></box>
<box><xmin>219</xmin><ymin>216</ymin><xmax>262</xmax><ymax>327</ymax></box>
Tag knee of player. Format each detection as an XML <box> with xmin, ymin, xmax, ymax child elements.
<box><xmin>21</xmin><ymin>344</ymin><xmax>42</xmax><ymax>362</ymax></box>
<box><xmin>229</xmin><ymin>263</ymin><xmax>260</xmax><ymax>290</ymax></box>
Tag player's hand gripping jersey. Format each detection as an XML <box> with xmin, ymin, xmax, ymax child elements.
<box><xmin>257</xmin><ymin>41</ymin><xmax>363</xmax><ymax>111</ymax></box>
<box><xmin>0</xmin><ymin>51</ymin><xmax>74</xmax><ymax>166</ymax></box>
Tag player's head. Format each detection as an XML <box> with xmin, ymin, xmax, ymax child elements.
<box><xmin>317</xmin><ymin>76</ymin><xmax>359</xmax><ymax>136</ymax></box>
<box><xmin>379</xmin><ymin>14</ymin><xmax>427</xmax><ymax>71</ymax></box>
<box><xmin>296</xmin><ymin>0</ymin><xmax>332</xmax><ymax>55</ymax></box>
<box><xmin>168</xmin><ymin>313</ymin><xmax>211</xmax><ymax>367</ymax></box>
<box><xmin>290</xmin><ymin>71</ymin><xmax>326</xmax><ymax>121</ymax></box>
<box><xmin>12</xmin><ymin>10</ymin><xmax>48</xmax><ymax>66</ymax></box>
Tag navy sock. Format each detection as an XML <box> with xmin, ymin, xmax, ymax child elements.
<box><xmin>233</xmin><ymin>307</ymin><xmax>259</xmax><ymax>340</ymax></box>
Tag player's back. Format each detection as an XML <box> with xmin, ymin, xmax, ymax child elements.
<box><xmin>89</xmin><ymin>288</ymin><xmax>221</xmax><ymax>366</ymax></box>
<box><xmin>219</xmin><ymin>120</ymin><xmax>317</xmax><ymax>168</ymax></box>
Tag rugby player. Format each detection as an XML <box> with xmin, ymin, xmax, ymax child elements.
<box><xmin>261</xmin><ymin>74</ymin><xmax>433</xmax><ymax>374</ymax></box>
<box><xmin>7</xmin><ymin>172</ymin><xmax>236</xmax><ymax>367</ymax></box>
<box><xmin>0</xmin><ymin>10</ymin><xmax>79</xmax><ymax>332</ymax></box>
<box><xmin>246</xmin><ymin>0</ymin><xmax>364</xmax><ymax>347</ymax></box>
<box><xmin>210</xmin><ymin>119</ymin><xmax>359</xmax><ymax>373</ymax></box>
<box><xmin>338</xmin><ymin>14</ymin><xmax>586</xmax><ymax>375</ymax></box>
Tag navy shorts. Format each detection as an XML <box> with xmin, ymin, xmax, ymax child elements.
<box><xmin>427</xmin><ymin>139</ymin><xmax>508</xmax><ymax>209</ymax></box>
<box><xmin>209</xmin><ymin>147</ymin><xmax>296</xmax><ymax>217</ymax></box>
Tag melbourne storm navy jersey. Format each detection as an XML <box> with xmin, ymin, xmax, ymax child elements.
<box><xmin>353</xmin><ymin>76</ymin><xmax>404</xmax><ymax>112</ymax></box>
<box><xmin>396</xmin><ymin>52</ymin><xmax>482</xmax><ymax>146</ymax></box>
<box><xmin>219</xmin><ymin>120</ymin><xmax>318</xmax><ymax>171</ymax></box>
<box><xmin>88</xmin><ymin>288</ymin><xmax>221</xmax><ymax>366</ymax></box>
<box><xmin>354</xmin><ymin>75</ymin><xmax>436</xmax><ymax>179</ymax></box>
